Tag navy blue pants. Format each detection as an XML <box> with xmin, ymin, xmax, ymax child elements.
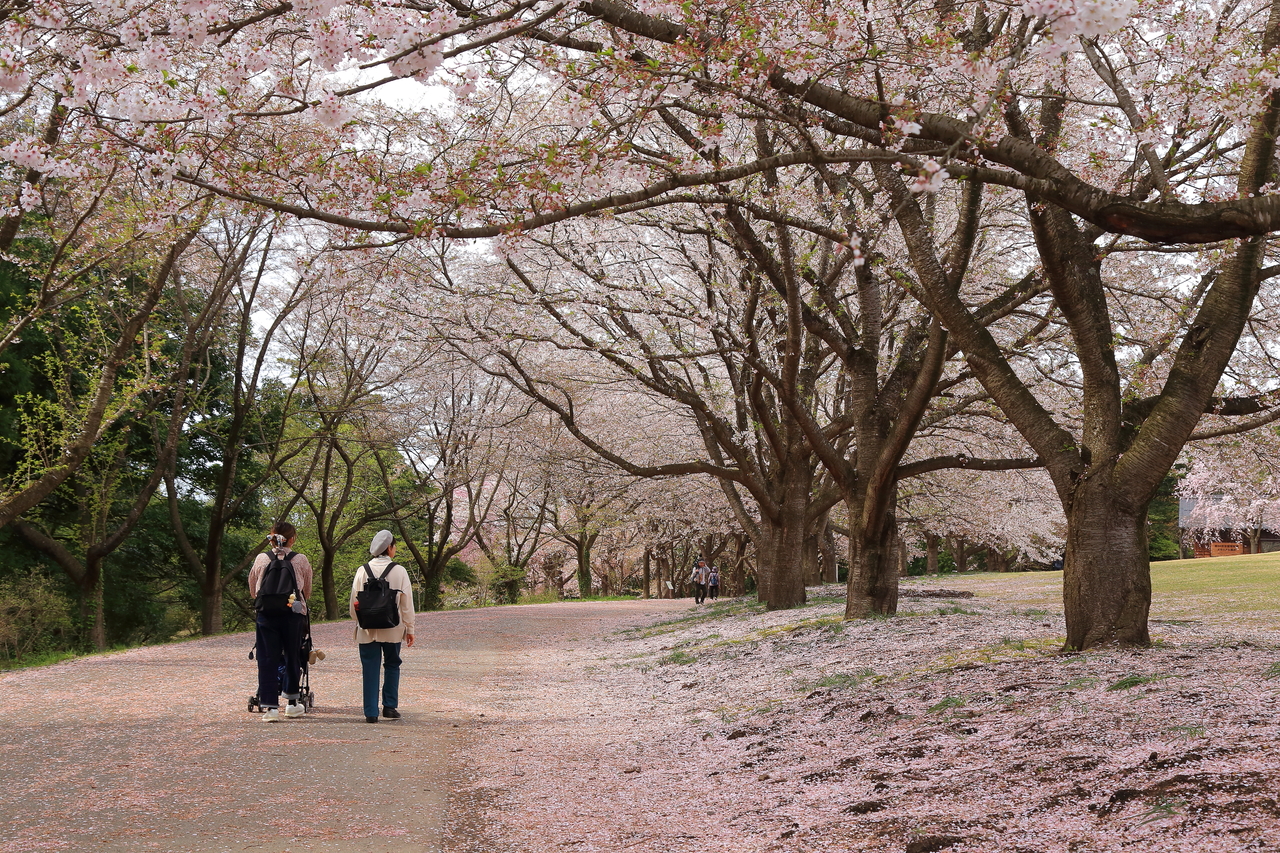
<box><xmin>359</xmin><ymin>641</ymin><xmax>402</xmax><ymax>719</ymax></box>
<box><xmin>255</xmin><ymin>609</ymin><xmax>303</xmax><ymax>709</ymax></box>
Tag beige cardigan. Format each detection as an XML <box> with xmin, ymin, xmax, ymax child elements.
<box><xmin>348</xmin><ymin>555</ymin><xmax>416</xmax><ymax>643</ymax></box>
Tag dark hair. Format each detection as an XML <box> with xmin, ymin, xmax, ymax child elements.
<box><xmin>272</xmin><ymin>521</ymin><xmax>297</xmax><ymax>540</ymax></box>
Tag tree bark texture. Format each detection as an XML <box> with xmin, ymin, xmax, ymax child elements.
<box><xmin>845</xmin><ymin>505</ymin><xmax>899</xmax><ymax>618</ymax></box>
<box><xmin>1063</xmin><ymin>473</ymin><xmax>1152</xmax><ymax>649</ymax></box>
<box><xmin>756</xmin><ymin>459</ymin><xmax>812</xmax><ymax>609</ymax></box>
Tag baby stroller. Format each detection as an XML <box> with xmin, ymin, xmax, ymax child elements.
<box><xmin>247</xmin><ymin>612</ymin><xmax>318</xmax><ymax>713</ymax></box>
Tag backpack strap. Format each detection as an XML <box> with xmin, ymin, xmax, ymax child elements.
<box><xmin>284</xmin><ymin>552</ymin><xmax>299</xmax><ymax>593</ymax></box>
<box><xmin>259</xmin><ymin>550</ymin><xmax>300</xmax><ymax>598</ymax></box>
<box><xmin>361</xmin><ymin>562</ymin><xmax>375</xmax><ymax>583</ymax></box>
<box><xmin>378</xmin><ymin>562</ymin><xmax>399</xmax><ymax>581</ymax></box>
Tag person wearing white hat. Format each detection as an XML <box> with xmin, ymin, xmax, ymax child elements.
<box><xmin>348</xmin><ymin>529</ymin><xmax>416</xmax><ymax>723</ymax></box>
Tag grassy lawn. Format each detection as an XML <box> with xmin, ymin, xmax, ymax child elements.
<box><xmin>904</xmin><ymin>551</ymin><xmax>1280</xmax><ymax>624</ymax></box>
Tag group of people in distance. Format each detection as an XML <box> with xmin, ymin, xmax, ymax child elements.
<box><xmin>248</xmin><ymin>522</ymin><xmax>416</xmax><ymax>724</ymax></box>
<box><xmin>690</xmin><ymin>556</ymin><xmax>720</xmax><ymax>604</ymax></box>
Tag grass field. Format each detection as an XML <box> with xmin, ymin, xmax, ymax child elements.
<box><xmin>906</xmin><ymin>550</ymin><xmax>1280</xmax><ymax>626</ymax></box>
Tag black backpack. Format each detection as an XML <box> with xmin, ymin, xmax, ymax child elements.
<box><xmin>256</xmin><ymin>551</ymin><xmax>299</xmax><ymax>612</ymax></box>
<box><xmin>354</xmin><ymin>562</ymin><xmax>401</xmax><ymax>629</ymax></box>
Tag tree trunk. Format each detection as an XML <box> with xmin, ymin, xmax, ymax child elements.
<box><xmin>1063</xmin><ymin>477</ymin><xmax>1152</xmax><ymax>649</ymax></box>
<box><xmin>201</xmin><ymin>586</ymin><xmax>223</xmax><ymax>635</ymax></box>
<box><xmin>89</xmin><ymin>556</ymin><xmax>106</xmax><ymax>651</ymax></box>
<box><xmin>802</xmin><ymin>534</ymin><xmax>823</xmax><ymax>585</ymax></box>
<box><xmin>755</xmin><ymin>442</ymin><xmax>820</xmax><ymax>609</ymax></box>
<box><xmin>819</xmin><ymin>525</ymin><xmax>838</xmax><ymax>583</ymax></box>
<box><xmin>926</xmin><ymin>533</ymin><xmax>939</xmax><ymax>575</ymax></box>
<box><xmin>321</xmin><ymin>541</ymin><xmax>340</xmax><ymax>620</ymax></box>
<box><xmin>949</xmin><ymin>536</ymin><xmax>969</xmax><ymax>573</ymax></box>
<box><xmin>756</xmin><ymin>473</ymin><xmax>810</xmax><ymax>610</ymax></box>
<box><xmin>198</xmin><ymin>528</ymin><xmax>227</xmax><ymax>635</ymax></box>
<box><xmin>576</xmin><ymin>539</ymin><xmax>592</xmax><ymax>597</ymax></box>
<box><xmin>642</xmin><ymin>548</ymin><xmax>651</xmax><ymax>599</ymax></box>
<box><xmin>845</xmin><ymin>504</ymin><xmax>899</xmax><ymax>617</ymax></box>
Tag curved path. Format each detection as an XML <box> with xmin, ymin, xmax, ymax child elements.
<box><xmin>0</xmin><ymin>600</ymin><xmax>687</xmax><ymax>853</ymax></box>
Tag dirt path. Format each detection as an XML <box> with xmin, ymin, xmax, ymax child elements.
<box><xmin>0</xmin><ymin>600</ymin><xmax>689</xmax><ymax>853</ymax></box>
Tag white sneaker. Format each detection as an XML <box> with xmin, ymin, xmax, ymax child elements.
<box><xmin>283</xmin><ymin>703</ymin><xmax>306</xmax><ymax>718</ymax></box>
<box><xmin>262</xmin><ymin>707</ymin><xmax>281</xmax><ymax>722</ymax></box>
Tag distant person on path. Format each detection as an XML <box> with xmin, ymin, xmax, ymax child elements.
<box><xmin>691</xmin><ymin>558</ymin><xmax>711</xmax><ymax>604</ymax></box>
<box><xmin>708</xmin><ymin>564</ymin><xmax>720</xmax><ymax>600</ymax></box>
<box><xmin>349</xmin><ymin>530</ymin><xmax>416</xmax><ymax>724</ymax></box>
<box><xmin>248</xmin><ymin>521</ymin><xmax>313</xmax><ymax>722</ymax></box>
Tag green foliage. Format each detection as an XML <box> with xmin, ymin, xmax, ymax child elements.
<box><xmin>0</xmin><ymin>573</ymin><xmax>74</xmax><ymax>664</ymax></box>
<box><xmin>927</xmin><ymin>695</ymin><xmax>965</xmax><ymax>713</ymax></box>
<box><xmin>105</xmin><ymin>502</ymin><xmax>206</xmax><ymax>641</ymax></box>
<box><xmin>811</xmin><ymin>668</ymin><xmax>875</xmax><ymax>690</ymax></box>
<box><xmin>490</xmin><ymin>562</ymin><xmax>526</xmax><ymax>605</ymax></box>
<box><xmin>659</xmin><ymin>649</ymin><xmax>697</xmax><ymax>666</ymax></box>
<box><xmin>445</xmin><ymin>556</ymin><xmax>477</xmax><ymax>585</ymax></box>
<box><xmin>0</xmin><ymin>260</ymin><xmax>56</xmax><ymax>479</ymax></box>
<box><xmin>1131</xmin><ymin>797</ymin><xmax>1185</xmax><ymax>827</ymax></box>
<box><xmin>1107</xmin><ymin>673</ymin><xmax>1166</xmax><ymax>691</ymax></box>
<box><xmin>1147</xmin><ymin>471</ymin><xmax>1183</xmax><ymax>561</ymax></box>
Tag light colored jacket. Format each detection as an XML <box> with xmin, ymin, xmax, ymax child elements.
<box><xmin>249</xmin><ymin>549</ymin><xmax>314</xmax><ymax>616</ymax></box>
<box><xmin>691</xmin><ymin>563</ymin><xmax>711</xmax><ymax>584</ymax></box>
<box><xmin>349</xmin><ymin>555</ymin><xmax>416</xmax><ymax>644</ymax></box>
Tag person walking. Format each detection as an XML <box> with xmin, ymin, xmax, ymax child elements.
<box><xmin>349</xmin><ymin>530</ymin><xmax>416</xmax><ymax>723</ymax></box>
<box><xmin>690</xmin><ymin>558</ymin><xmax>711</xmax><ymax>604</ymax></box>
<box><xmin>708</xmin><ymin>564</ymin><xmax>720</xmax><ymax>600</ymax></box>
<box><xmin>248</xmin><ymin>521</ymin><xmax>313</xmax><ymax>722</ymax></box>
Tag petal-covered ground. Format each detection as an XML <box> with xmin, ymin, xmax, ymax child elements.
<box><xmin>0</xmin><ymin>601</ymin><xmax>685</xmax><ymax>852</ymax></box>
<box><xmin>451</xmin><ymin>580</ymin><xmax>1280</xmax><ymax>853</ymax></box>
<box><xmin>3</xmin><ymin>585</ymin><xmax>1277</xmax><ymax>852</ymax></box>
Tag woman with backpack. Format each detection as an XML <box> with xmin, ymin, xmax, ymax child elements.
<box><xmin>349</xmin><ymin>530</ymin><xmax>416</xmax><ymax>723</ymax></box>
<box><xmin>248</xmin><ymin>521</ymin><xmax>313</xmax><ymax>722</ymax></box>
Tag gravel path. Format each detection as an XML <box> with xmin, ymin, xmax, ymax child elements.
<box><xmin>0</xmin><ymin>600</ymin><xmax>689</xmax><ymax>853</ymax></box>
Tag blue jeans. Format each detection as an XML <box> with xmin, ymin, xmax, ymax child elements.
<box><xmin>255</xmin><ymin>610</ymin><xmax>303</xmax><ymax>709</ymax></box>
<box><xmin>358</xmin><ymin>641</ymin><xmax>402</xmax><ymax>718</ymax></box>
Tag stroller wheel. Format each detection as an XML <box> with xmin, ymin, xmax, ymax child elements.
<box><xmin>248</xmin><ymin>696</ymin><xmax>259</xmax><ymax>713</ymax></box>
<box><xmin>305</xmin><ymin>692</ymin><xmax>315</xmax><ymax>709</ymax></box>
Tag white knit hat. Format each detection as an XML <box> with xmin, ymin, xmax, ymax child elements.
<box><xmin>369</xmin><ymin>529</ymin><xmax>395</xmax><ymax>556</ymax></box>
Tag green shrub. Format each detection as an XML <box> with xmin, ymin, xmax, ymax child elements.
<box><xmin>0</xmin><ymin>574</ymin><xmax>75</xmax><ymax>664</ymax></box>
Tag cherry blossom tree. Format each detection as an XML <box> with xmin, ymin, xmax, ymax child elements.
<box><xmin>374</xmin><ymin>367</ymin><xmax>519</xmax><ymax>611</ymax></box>
<box><xmin>14</xmin><ymin>0</ymin><xmax>1280</xmax><ymax>649</ymax></box>
<box><xmin>1179</xmin><ymin>432</ymin><xmax>1280</xmax><ymax>552</ymax></box>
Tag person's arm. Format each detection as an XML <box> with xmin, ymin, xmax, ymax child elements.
<box><xmin>295</xmin><ymin>554</ymin><xmax>314</xmax><ymax>601</ymax></box>
<box><xmin>396</xmin><ymin>564</ymin><xmax>416</xmax><ymax>647</ymax></box>
<box><xmin>248</xmin><ymin>554</ymin><xmax>265</xmax><ymax>597</ymax></box>
<box><xmin>349</xmin><ymin>567</ymin><xmax>362</xmax><ymax>622</ymax></box>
